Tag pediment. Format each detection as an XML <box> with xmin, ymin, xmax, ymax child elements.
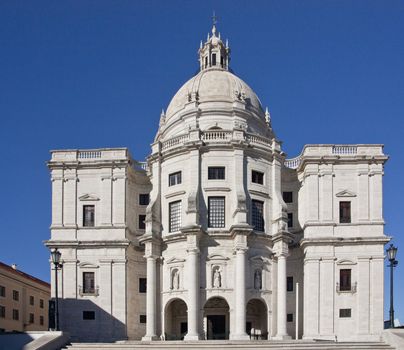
<box><xmin>79</xmin><ymin>193</ymin><xmax>100</xmax><ymax>201</ymax></box>
<box><xmin>336</xmin><ymin>259</ymin><xmax>356</xmax><ymax>265</ymax></box>
<box><xmin>78</xmin><ymin>262</ymin><xmax>99</xmax><ymax>268</ymax></box>
<box><xmin>336</xmin><ymin>190</ymin><xmax>356</xmax><ymax>198</ymax></box>
<box><xmin>206</xmin><ymin>254</ymin><xmax>229</xmax><ymax>261</ymax></box>
<box><xmin>166</xmin><ymin>257</ymin><xmax>186</xmax><ymax>264</ymax></box>
<box><xmin>250</xmin><ymin>256</ymin><xmax>272</xmax><ymax>264</ymax></box>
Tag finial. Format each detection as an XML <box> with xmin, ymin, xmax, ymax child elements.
<box><xmin>218</xmin><ymin>32</ymin><xmax>221</xmax><ymax>39</ymax></box>
<box><xmin>212</xmin><ymin>11</ymin><xmax>218</xmax><ymax>36</ymax></box>
<box><xmin>226</xmin><ymin>39</ymin><xmax>229</xmax><ymax>48</ymax></box>
<box><xmin>200</xmin><ymin>40</ymin><xmax>203</xmax><ymax>49</ymax></box>
<box><xmin>207</xmin><ymin>32</ymin><xmax>210</xmax><ymax>40</ymax></box>
<box><xmin>159</xmin><ymin>109</ymin><xmax>166</xmax><ymax>127</ymax></box>
<box><xmin>265</xmin><ymin>107</ymin><xmax>271</xmax><ymax>125</ymax></box>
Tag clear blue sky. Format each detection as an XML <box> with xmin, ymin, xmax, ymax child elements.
<box><xmin>0</xmin><ymin>0</ymin><xmax>403</xmax><ymax>324</ymax></box>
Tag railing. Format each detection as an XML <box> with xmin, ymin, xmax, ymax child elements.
<box><xmin>246</xmin><ymin>133</ymin><xmax>271</xmax><ymax>147</ymax></box>
<box><xmin>161</xmin><ymin>133</ymin><xmax>190</xmax><ymax>151</ymax></box>
<box><xmin>336</xmin><ymin>282</ymin><xmax>357</xmax><ymax>294</ymax></box>
<box><xmin>79</xmin><ymin>285</ymin><xmax>100</xmax><ymax>297</ymax></box>
<box><xmin>77</xmin><ymin>151</ymin><xmax>102</xmax><ymax>159</ymax></box>
<box><xmin>201</xmin><ymin>130</ymin><xmax>232</xmax><ymax>142</ymax></box>
<box><xmin>284</xmin><ymin>156</ymin><xmax>301</xmax><ymax>169</ymax></box>
<box><xmin>332</xmin><ymin>145</ymin><xmax>357</xmax><ymax>155</ymax></box>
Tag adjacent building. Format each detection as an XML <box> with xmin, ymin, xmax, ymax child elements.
<box><xmin>0</xmin><ymin>262</ymin><xmax>50</xmax><ymax>332</ymax></box>
<box><xmin>45</xmin><ymin>24</ymin><xmax>389</xmax><ymax>342</ymax></box>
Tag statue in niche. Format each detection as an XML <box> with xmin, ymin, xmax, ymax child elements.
<box><xmin>254</xmin><ymin>270</ymin><xmax>262</xmax><ymax>290</ymax></box>
<box><xmin>213</xmin><ymin>268</ymin><xmax>222</xmax><ymax>288</ymax></box>
<box><xmin>172</xmin><ymin>269</ymin><xmax>180</xmax><ymax>290</ymax></box>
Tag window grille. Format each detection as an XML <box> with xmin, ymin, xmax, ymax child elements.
<box><xmin>169</xmin><ymin>200</ymin><xmax>182</xmax><ymax>232</ymax></box>
<box><xmin>208</xmin><ymin>167</ymin><xmax>225</xmax><ymax>180</ymax></box>
<box><xmin>83</xmin><ymin>272</ymin><xmax>95</xmax><ymax>294</ymax></box>
<box><xmin>252</xmin><ymin>199</ymin><xmax>264</xmax><ymax>231</ymax></box>
<box><xmin>208</xmin><ymin>197</ymin><xmax>225</xmax><ymax>228</ymax></box>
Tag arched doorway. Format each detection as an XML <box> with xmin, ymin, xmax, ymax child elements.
<box><xmin>203</xmin><ymin>297</ymin><xmax>230</xmax><ymax>340</ymax></box>
<box><xmin>164</xmin><ymin>298</ymin><xmax>188</xmax><ymax>340</ymax></box>
<box><xmin>246</xmin><ymin>298</ymin><xmax>268</xmax><ymax>340</ymax></box>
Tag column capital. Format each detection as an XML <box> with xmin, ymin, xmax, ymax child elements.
<box><xmin>186</xmin><ymin>247</ymin><xmax>200</xmax><ymax>254</ymax></box>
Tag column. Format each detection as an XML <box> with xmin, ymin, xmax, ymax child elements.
<box><xmin>184</xmin><ymin>248</ymin><xmax>200</xmax><ymax>340</ymax></box>
<box><xmin>274</xmin><ymin>253</ymin><xmax>290</xmax><ymax>339</ymax></box>
<box><xmin>232</xmin><ymin>247</ymin><xmax>249</xmax><ymax>340</ymax></box>
<box><xmin>142</xmin><ymin>256</ymin><xmax>158</xmax><ymax>341</ymax></box>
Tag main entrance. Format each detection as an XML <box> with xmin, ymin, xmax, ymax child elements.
<box><xmin>204</xmin><ymin>297</ymin><xmax>230</xmax><ymax>340</ymax></box>
<box><xmin>164</xmin><ymin>298</ymin><xmax>188</xmax><ymax>340</ymax></box>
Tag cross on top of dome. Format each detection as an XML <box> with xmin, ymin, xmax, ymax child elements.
<box><xmin>198</xmin><ymin>15</ymin><xmax>230</xmax><ymax>71</ymax></box>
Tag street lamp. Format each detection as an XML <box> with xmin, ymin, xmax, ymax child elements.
<box><xmin>51</xmin><ymin>249</ymin><xmax>62</xmax><ymax>331</ymax></box>
<box><xmin>386</xmin><ymin>244</ymin><xmax>398</xmax><ymax>328</ymax></box>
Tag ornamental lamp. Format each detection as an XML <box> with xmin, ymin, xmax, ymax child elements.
<box><xmin>387</xmin><ymin>244</ymin><xmax>398</xmax><ymax>262</ymax></box>
<box><xmin>51</xmin><ymin>249</ymin><xmax>62</xmax><ymax>265</ymax></box>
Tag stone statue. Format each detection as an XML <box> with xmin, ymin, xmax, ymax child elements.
<box><xmin>172</xmin><ymin>270</ymin><xmax>180</xmax><ymax>290</ymax></box>
<box><xmin>213</xmin><ymin>269</ymin><xmax>221</xmax><ymax>288</ymax></box>
<box><xmin>254</xmin><ymin>270</ymin><xmax>262</xmax><ymax>290</ymax></box>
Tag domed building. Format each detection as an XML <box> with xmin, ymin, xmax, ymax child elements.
<box><xmin>45</xmin><ymin>24</ymin><xmax>389</xmax><ymax>344</ymax></box>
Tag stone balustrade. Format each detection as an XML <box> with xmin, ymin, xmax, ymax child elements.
<box><xmin>50</xmin><ymin>148</ymin><xmax>129</xmax><ymax>162</ymax></box>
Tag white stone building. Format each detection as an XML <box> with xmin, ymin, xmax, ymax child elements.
<box><xmin>45</xmin><ymin>24</ymin><xmax>389</xmax><ymax>343</ymax></box>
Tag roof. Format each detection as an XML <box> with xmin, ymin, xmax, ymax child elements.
<box><xmin>0</xmin><ymin>261</ymin><xmax>50</xmax><ymax>290</ymax></box>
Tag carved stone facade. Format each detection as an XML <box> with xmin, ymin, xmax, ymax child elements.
<box><xmin>45</xmin><ymin>24</ymin><xmax>389</xmax><ymax>343</ymax></box>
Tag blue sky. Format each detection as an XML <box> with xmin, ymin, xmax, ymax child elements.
<box><xmin>0</xmin><ymin>1</ymin><xmax>403</xmax><ymax>324</ymax></box>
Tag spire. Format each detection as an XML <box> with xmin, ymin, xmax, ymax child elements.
<box><xmin>198</xmin><ymin>14</ymin><xmax>230</xmax><ymax>72</ymax></box>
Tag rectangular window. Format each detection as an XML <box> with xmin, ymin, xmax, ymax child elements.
<box><xmin>0</xmin><ymin>305</ymin><xmax>5</xmax><ymax>318</ymax></box>
<box><xmin>208</xmin><ymin>197</ymin><xmax>225</xmax><ymax>228</ymax></box>
<box><xmin>40</xmin><ymin>299</ymin><xmax>44</xmax><ymax>309</ymax></box>
<box><xmin>287</xmin><ymin>213</ymin><xmax>293</xmax><ymax>228</ymax></box>
<box><xmin>339</xmin><ymin>308</ymin><xmax>351</xmax><ymax>318</ymax></box>
<box><xmin>83</xmin><ymin>311</ymin><xmax>95</xmax><ymax>320</ymax></box>
<box><xmin>339</xmin><ymin>201</ymin><xmax>351</xmax><ymax>223</ymax></box>
<box><xmin>83</xmin><ymin>205</ymin><xmax>95</xmax><ymax>227</ymax></box>
<box><xmin>169</xmin><ymin>200</ymin><xmax>182</xmax><ymax>232</ymax></box>
<box><xmin>140</xmin><ymin>315</ymin><xmax>147</xmax><ymax>323</ymax></box>
<box><xmin>139</xmin><ymin>194</ymin><xmax>150</xmax><ymax>206</ymax></box>
<box><xmin>40</xmin><ymin>316</ymin><xmax>44</xmax><ymax>326</ymax></box>
<box><xmin>12</xmin><ymin>309</ymin><xmax>19</xmax><ymax>320</ymax></box>
<box><xmin>83</xmin><ymin>272</ymin><xmax>95</xmax><ymax>294</ymax></box>
<box><xmin>287</xmin><ymin>276</ymin><xmax>294</xmax><ymax>292</ymax></box>
<box><xmin>339</xmin><ymin>269</ymin><xmax>351</xmax><ymax>291</ymax></box>
<box><xmin>252</xmin><ymin>200</ymin><xmax>264</xmax><ymax>232</ymax></box>
<box><xmin>29</xmin><ymin>313</ymin><xmax>34</xmax><ymax>324</ymax></box>
<box><xmin>287</xmin><ymin>313</ymin><xmax>294</xmax><ymax>322</ymax></box>
<box><xmin>138</xmin><ymin>214</ymin><xmax>146</xmax><ymax>230</ymax></box>
<box><xmin>283</xmin><ymin>191</ymin><xmax>293</xmax><ymax>203</ymax></box>
<box><xmin>12</xmin><ymin>290</ymin><xmax>19</xmax><ymax>301</ymax></box>
<box><xmin>139</xmin><ymin>278</ymin><xmax>147</xmax><ymax>293</ymax></box>
<box><xmin>212</xmin><ymin>53</ymin><xmax>217</xmax><ymax>66</ymax></box>
<box><xmin>208</xmin><ymin>167</ymin><xmax>225</xmax><ymax>180</ymax></box>
<box><xmin>252</xmin><ymin>170</ymin><xmax>264</xmax><ymax>185</ymax></box>
<box><xmin>169</xmin><ymin>171</ymin><xmax>182</xmax><ymax>186</ymax></box>
<box><xmin>29</xmin><ymin>296</ymin><xmax>34</xmax><ymax>306</ymax></box>
<box><xmin>0</xmin><ymin>286</ymin><xmax>5</xmax><ymax>297</ymax></box>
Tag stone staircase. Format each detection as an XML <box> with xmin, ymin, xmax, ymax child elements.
<box><xmin>64</xmin><ymin>340</ymin><xmax>396</xmax><ymax>350</ymax></box>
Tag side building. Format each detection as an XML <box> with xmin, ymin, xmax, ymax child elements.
<box><xmin>0</xmin><ymin>262</ymin><xmax>50</xmax><ymax>332</ymax></box>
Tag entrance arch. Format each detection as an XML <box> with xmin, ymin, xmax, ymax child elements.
<box><xmin>203</xmin><ymin>297</ymin><xmax>230</xmax><ymax>340</ymax></box>
<box><xmin>246</xmin><ymin>298</ymin><xmax>268</xmax><ymax>340</ymax></box>
<box><xmin>164</xmin><ymin>298</ymin><xmax>188</xmax><ymax>340</ymax></box>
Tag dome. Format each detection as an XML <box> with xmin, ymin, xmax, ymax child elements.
<box><xmin>165</xmin><ymin>68</ymin><xmax>265</xmax><ymax>121</ymax></box>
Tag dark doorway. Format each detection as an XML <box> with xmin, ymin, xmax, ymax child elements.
<box><xmin>207</xmin><ymin>315</ymin><xmax>226</xmax><ymax>339</ymax></box>
<box><xmin>180</xmin><ymin>322</ymin><xmax>188</xmax><ymax>340</ymax></box>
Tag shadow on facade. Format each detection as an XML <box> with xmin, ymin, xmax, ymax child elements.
<box><xmin>58</xmin><ymin>299</ymin><xmax>126</xmax><ymax>342</ymax></box>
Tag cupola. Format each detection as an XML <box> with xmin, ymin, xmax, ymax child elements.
<box><xmin>198</xmin><ymin>22</ymin><xmax>230</xmax><ymax>71</ymax></box>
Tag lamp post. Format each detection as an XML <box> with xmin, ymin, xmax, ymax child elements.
<box><xmin>51</xmin><ymin>249</ymin><xmax>62</xmax><ymax>331</ymax></box>
<box><xmin>386</xmin><ymin>244</ymin><xmax>398</xmax><ymax>328</ymax></box>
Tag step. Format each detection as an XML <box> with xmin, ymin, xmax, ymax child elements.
<box><xmin>65</xmin><ymin>340</ymin><xmax>395</xmax><ymax>350</ymax></box>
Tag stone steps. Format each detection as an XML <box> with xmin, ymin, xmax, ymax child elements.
<box><xmin>65</xmin><ymin>340</ymin><xmax>395</xmax><ymax>350</ymax></box>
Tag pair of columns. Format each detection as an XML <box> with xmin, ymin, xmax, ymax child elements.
<box><xmin>142</xmin><ymin>243</ymin><xmax>290</xmax><ymax>340</ymax></box>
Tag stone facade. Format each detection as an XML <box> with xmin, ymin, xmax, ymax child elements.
<box><xmin>44</xmin><ymin>24</ymin><xmax>389</xmax><ymax>342</ymax></box>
